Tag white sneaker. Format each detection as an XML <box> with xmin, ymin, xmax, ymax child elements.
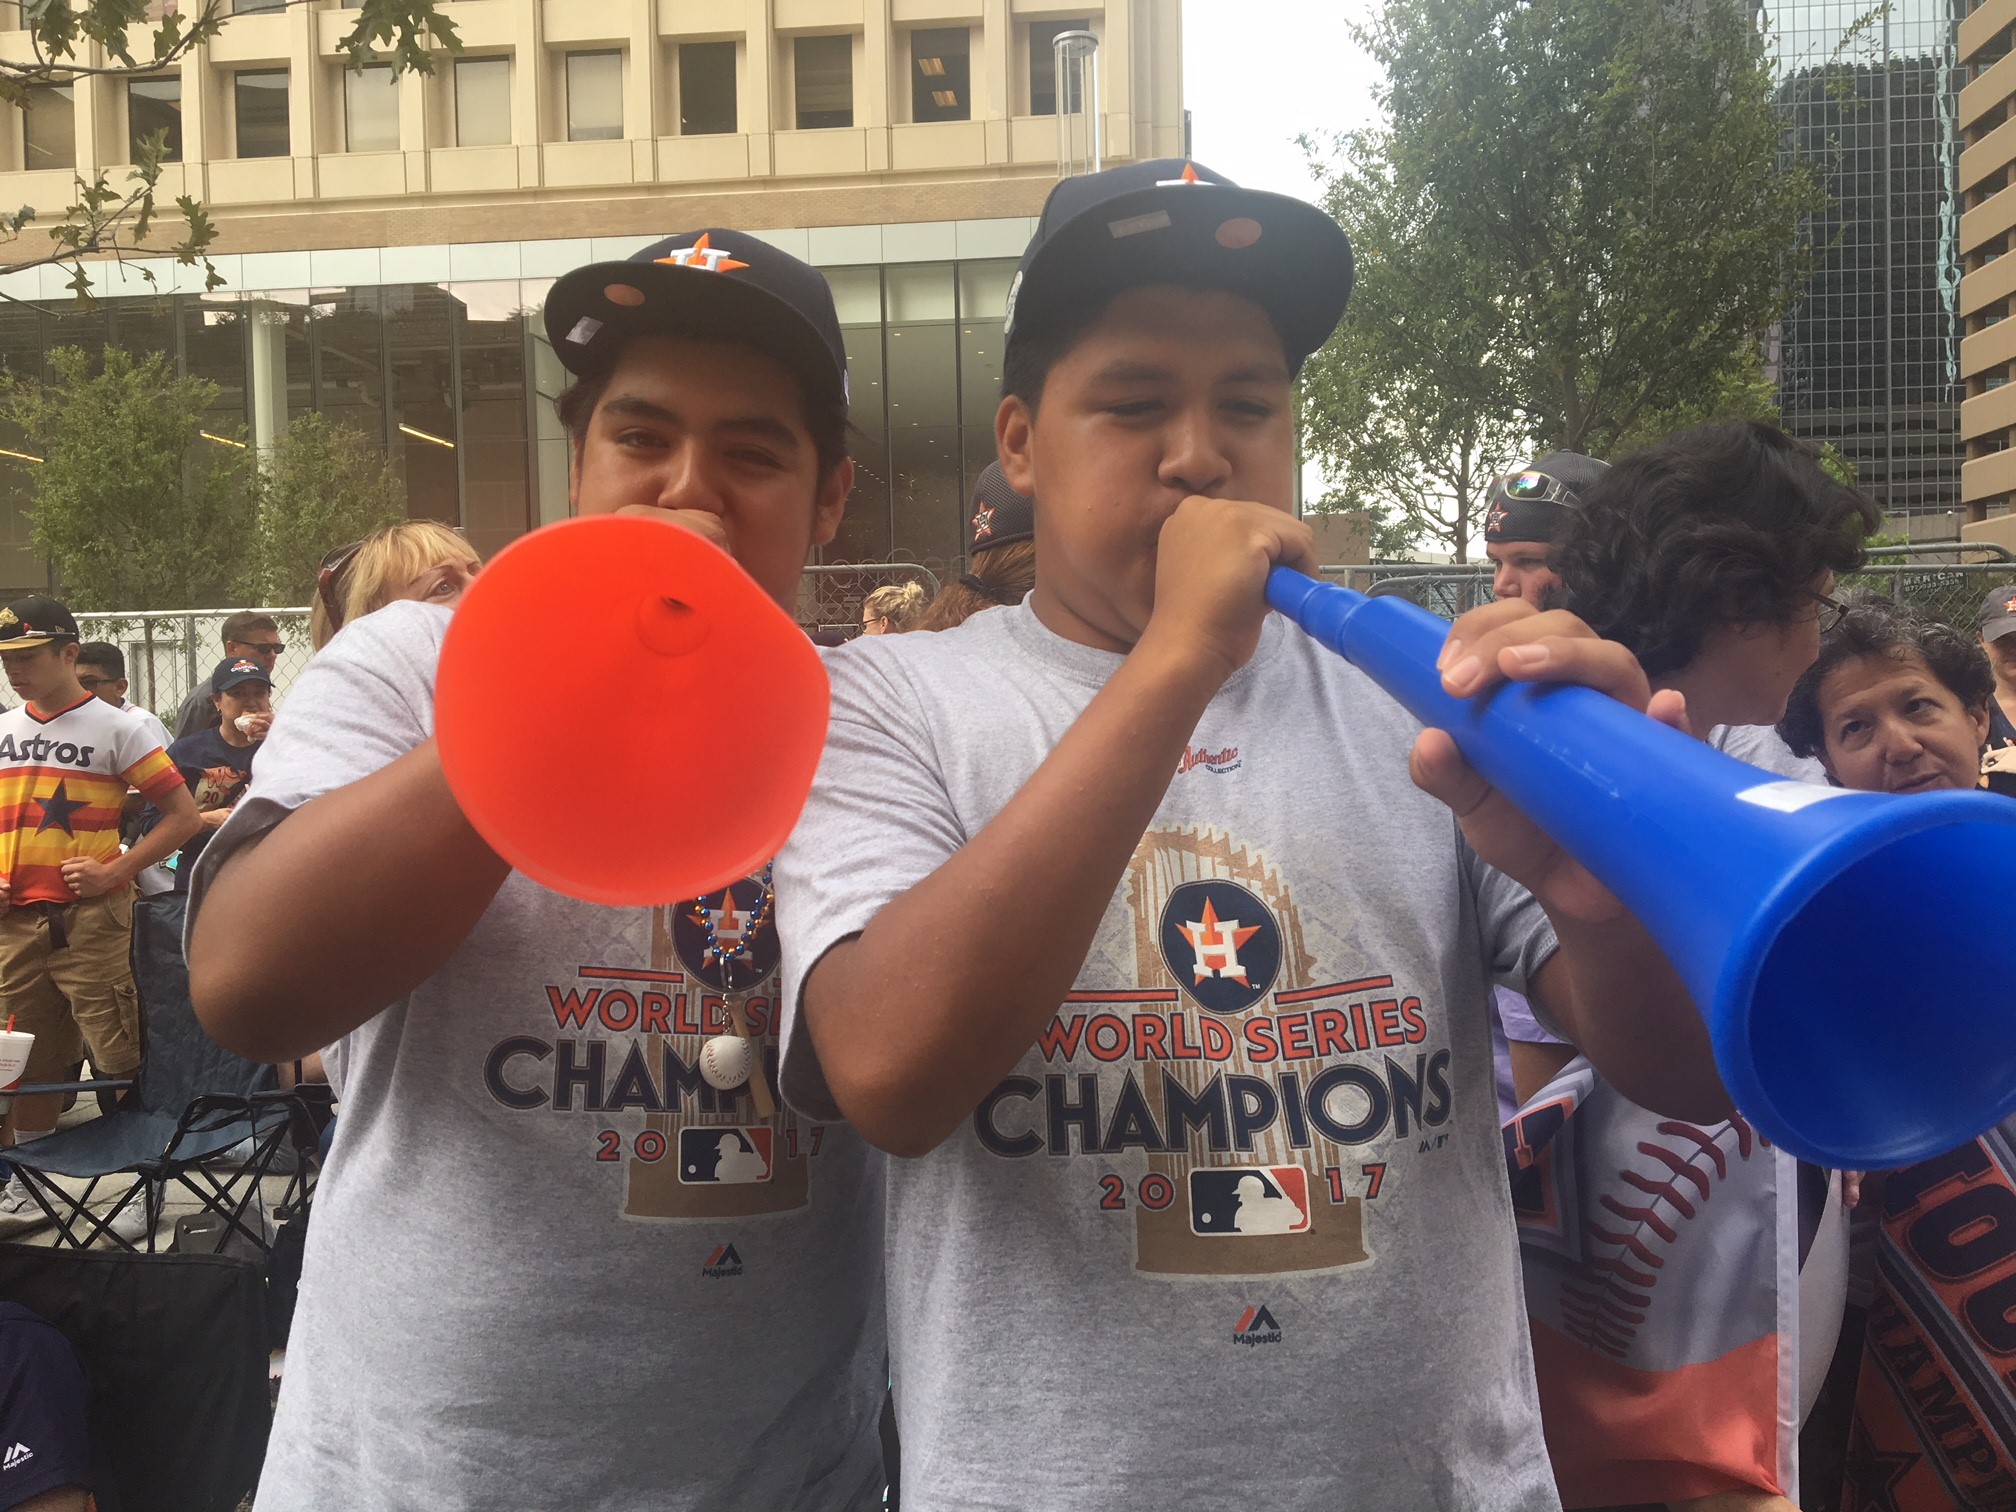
<box><xmin>0</xmin><ymin>1180</ymin><xmax>38</xmax><ymax>1219</ymax></box>
<box><xmin>101</xmin><ymin>1190</ymin><xmax>151</xmax><ymax>1245</ymax></box>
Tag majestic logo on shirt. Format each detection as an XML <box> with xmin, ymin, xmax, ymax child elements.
<box><xmin>671</xmin><ymin>876</ymin><xmax>780</xmax><ymax>991</ymax></box>
<box><xmin>1</xmin><ymin>1442</ymin><xmax>31</xmax><ymax>1472</ymax></box>
<box><xmin>1190</xmin><ymin>1167</ymin><xmax>1312</xmax><ymax>1236</ymax></box>
<box><xmin>32</xmin><ymin>780</ymin><xmax>83</xmax><ymax>836</ymax></box>
<box><xmin>701</xmin><ymin>1242</ymin><xmax>745</xmax><ymax>1278</ymax></box>
<box><xmin>1231</xmin><ymin>1305</ymin><xmax>1282</xmax><ymax>1347</ymax></box>
<box><xmin>679</xmin><ymin>1126</ymin><xmax>773</xmax><ymax>1185</ymax></box>
<box><xmin>1160</xmin><ymin>880</ymin><xmax>1281</xmax><ymax>1014</ymax></box>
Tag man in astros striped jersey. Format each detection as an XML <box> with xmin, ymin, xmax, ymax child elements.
<box><xmin>0</xmin><ymin>596</ymin><xmax>199</xmax><ymax>1160</ymax></box>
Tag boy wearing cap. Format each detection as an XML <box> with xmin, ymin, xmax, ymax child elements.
<box><xmin>1977</xmin><ymin>585</ymin><xmax>2016</xmax><ymax>795</ymax></box>
<box><xmin>184</xmin><ymin>233</ymin><xmax>886</xmax><ymax>1510</ymax></box>
<box><xmin>141</xmin><ymin>658</ymin><xmax>273</xmax><ymax>887</ymax></box>
<box><xmin>172</xmin><ymin>612</ymin><xmax>283</xmax><ymax>739</ymax></box>
<box><xmin>776</xmin><ymin>161</ymin><xmax>1726</xmax><ymax>1507</ymax></box>
<box><xmin>0</xmin><ymin>596</ymin><xmax>200</xmax><ymax>1155</ymax></box>
<box><xmin>1483</xmin><ymin>452</ymin><xmax>1608</xmax><ymax>605</ymax></box>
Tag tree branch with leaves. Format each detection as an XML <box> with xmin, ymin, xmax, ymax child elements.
<box><xmin>0</xmin><ymin>0</ymin><xmax>455</xmax><ymax>299</ymax></box>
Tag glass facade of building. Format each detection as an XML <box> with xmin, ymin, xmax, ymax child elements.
<box><xmin>0</xmin><ymin>233</ymin><xmax>1023</xmax><ymax>598</ymax></box>
<box><xmin>1771</xmin><ymin>0</ymin><xmax>1963</xmax><ymax>519</ymax></box>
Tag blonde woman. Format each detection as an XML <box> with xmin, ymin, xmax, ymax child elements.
<box><xmin>858</xmin><ymin>580</ymin><xmax>926</xmax><ymax>636</ymax></box>
<box><xmin>312</xmin><ymin>521</ymin><xmax>483</xmax><ymax>651</ymax></box>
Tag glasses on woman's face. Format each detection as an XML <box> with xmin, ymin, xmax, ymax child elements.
<box><xmin>1810</xmin><ymin>590</ymin><xmax>1849</xmax><ymax>633</ymax></box>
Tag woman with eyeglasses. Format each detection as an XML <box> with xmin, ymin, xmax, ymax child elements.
<box><xmin>1775</xmin><ymin>595</ymin><xmax>2016</xmax><ymax>1509</ymax></box>
<box><xmin>311</xmin><ymin>521</ymin><xmax>483</xmax><ymax>652</ymax></box>
<box><xmin>1496</xmin><ymin>421</ymin><xmax>1883</xmax><ymax>1512</ymax></box>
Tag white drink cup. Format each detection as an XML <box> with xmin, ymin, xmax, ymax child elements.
<box><xmin>0</xmin><ymin>1030</ymin><xmax>33</xmax><ymax>1093</ymax></box>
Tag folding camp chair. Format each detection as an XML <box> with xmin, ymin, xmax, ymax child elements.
<box><xmin>4</xmin><ymin>892</ymin><xmax>320</xmax><ymax>1256</ymax></box>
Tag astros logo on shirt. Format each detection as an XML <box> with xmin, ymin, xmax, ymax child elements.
<box><xmin>1158</xmin><ymin>878</ymin><xmax>1282</xmax><ymax>1014</ymax></box>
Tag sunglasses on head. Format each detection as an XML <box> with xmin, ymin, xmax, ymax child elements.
<box><xmin>1498</xmin><ymin>470</ymin><xmax>1584</xmax><ymax>509</ymax></box>
<box><xmin>317</xmin><ymin>539</ymin><xmax>365</xmax><ymax>631</ymax></box>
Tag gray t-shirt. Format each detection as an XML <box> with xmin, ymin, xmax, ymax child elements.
<box><xmin>777</xmin><ymin>602</ymin><xmax>1562</xmax><ymax>1511</ymax></box>
<box><xmin>190</xmin><ymin>601</ymin><xmax>887</xmax><ymax>1512</ymax></box>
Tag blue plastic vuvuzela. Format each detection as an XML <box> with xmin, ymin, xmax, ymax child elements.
<box><xmin>1266</xmin><ymin>566</ymin><xmax>2016</xmax><ymax>1169</ymax></box>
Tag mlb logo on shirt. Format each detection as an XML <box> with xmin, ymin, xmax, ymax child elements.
<box><xmin>1188</xmin><ymin>1166</ymin><xmax>1311</xmax><ymax>1236</ymax></box>
<box><xmin>678</xmin><ymin>1126</ymin><xmax>773</xmax><ymax>1185</ymax></box>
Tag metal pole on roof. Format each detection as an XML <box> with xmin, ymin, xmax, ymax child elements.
<box><xmin>1054</xmin><ymin>31</ymin><xmax>1101</xmax><ymax>178</ymax></box>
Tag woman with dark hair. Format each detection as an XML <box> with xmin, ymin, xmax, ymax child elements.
<box><xmin>1774</xmin><ymin>594</ymin><xmax>2015</xmax><ymax>1508</ymax></box>
<box><xmin>1778</xmin><ymin>592</ymin><xmax>1994</xmax><ymax>792</ymax></box>
<box><xmin>1502</xmin><ymin>421</ymin><xmax>1882</xmax><ymax>1512</ymax></box>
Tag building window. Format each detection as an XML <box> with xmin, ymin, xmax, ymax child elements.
<box><xmin>565</xmin><ymin>50</ymin><xmax>623</xmax><ymax>141</ymax></box>
<box><xmin>677</xmin><ymin>41</ymin><xmax>736</xmax><ymax>135</ymax></box>
<box><xmin>127</xmin><ymin>75</ymin><xmax>182</xmax><ymax>162</ymax></box>
<box><xmin>455</xmin><ymin>56</ymin><xmax>511</xmax><ymax>147</ymax></box>
<box><xmin>21</xmin><ymin>82</ymin><xmax>74</xmax><ymax>171</ymax></box>
<box><xmin>234</xmin><ymin>69</ymin><xmax>290</xmax><ymax>158</ymax></box>
<box><xmin>1029</xmin><ymin>19</ymin><xmax>1090</xmax><ymax>116</ymax></box>
<box><xmin>232</xmin><ymin>0</ymin><xmax>284</xmax><ymax>11</ymax></box>
<box><xmin>794</xmin><ymin>34</ymin><xmax>852</xmax><ymax>129</ymax></box>
<box><xmin>344</xmin><ymin>63</ymin><xmax>400</xmax><ymax>153</ymax></box>
<box><xmin>911</xmin><ymin>27</ymin><xmax>971</xmax><ymax>123</ymax></box>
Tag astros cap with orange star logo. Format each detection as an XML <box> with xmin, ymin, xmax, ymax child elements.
<box><xmin>542</xmin><ymin>228</ymin><xmax>849</xmax><ymax>413</ymax></box>
<box><xmin>1003</xmin><ymin>158</ymin><xmax>1354</xmax><ymax>377</ymax></box>
<box><xmin>1978</xmin><ymin>583</ymin><xmax>2016</xmax><ymax>643</ymax></box>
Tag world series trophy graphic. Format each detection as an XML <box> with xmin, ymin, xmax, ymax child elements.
<box><xmin>1124</xmin><ymin>826</ymin><xmax>1369</xmax><ymax>1277</ymax></box>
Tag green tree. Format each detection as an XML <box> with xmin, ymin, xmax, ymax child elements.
<box><xmin>0</xmin><ymin>1</ymin><xmax>455</xmax><ymax>298</ymax></box>
<box><xmin>244</xmin><ymin>411</ymin><xmax>404</xmax><ymax>604</ymax></box>
<box><xmin>1298</xmin><ymin>156</ymin><xmax>1530</xmax><ymax>561</ymax></box>
<box><xmin>1301</xmin><ymin>0</ymin><xmax>1826</xmax><ymax>523</ymax></box>
<box><xmin>0</xmin><ymin>344</ymin><xmax>254</xmax><ymax>608</ymax></box>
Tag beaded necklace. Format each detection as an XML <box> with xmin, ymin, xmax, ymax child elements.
<box><xmin>690</xmin><ymin>863</ymin><xmax>775</xmax><ymax>991</ymax></box>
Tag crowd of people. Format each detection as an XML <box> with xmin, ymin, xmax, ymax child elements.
<box><xmin>1</xmin><ymin>159</ymin><xmax>2014</xmax><ymax>1511</ymax></box>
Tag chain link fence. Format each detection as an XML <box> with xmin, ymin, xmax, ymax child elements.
<box><xmin>70</xmin><ymin>543</ymin><xmax>2015</xmax><ymax>726</ymax></box>
<box><xmin>1320</xmin><ymin>543</ymin><xmax>2016</xmax><ymax>628</ymax></box>
<box><xmin>71</xmin><ymin>609</ymin><xmax>315</xmax><ymax>727</ymax></box>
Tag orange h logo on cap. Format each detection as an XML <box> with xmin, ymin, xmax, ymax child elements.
<box><xmin>655</xmin><ymin>233</ymin><xmax>750</xmax><ymax>274</ymax></box>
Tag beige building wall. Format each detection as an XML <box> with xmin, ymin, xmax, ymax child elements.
<box><xmin>0</xmin><ymin>0</ymin><xmax>1184</xmax><ymax>256</ymax></box>
<box><xmin>1960</xmin><ymin>0</ymin><xmax>2016</xmax><ymax>518</ymax></box>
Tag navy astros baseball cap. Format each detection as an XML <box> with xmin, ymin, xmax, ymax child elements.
<box><xmin>543</xmin><ymin>229</ymin><xmax>850</xmax><ymax>413</ymax></box>
<box><xmin>967</xmin><ymin>461</ymin><xmax>1034</xmax><ymax>552</ymax></box>
<box><xmin>1003</xmin><ymin>159</ymin><xmax>1354</xmax><ymax>375</ymax></box>
<box><xmin>0</xmin><ymin>595</ymin><xmax>78</xmax><ymax>650</ymax></box>
<box><xmin>211</xmin><ymin>657</ymin><xmax>271</xmax><ymax>694</ymax></box>
<box><xmin>1979</xmin><ymin>584</ymin><xmax>2016</xmax><ymax>643</ymax></box>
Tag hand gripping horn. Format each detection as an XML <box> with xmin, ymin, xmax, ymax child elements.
<box><xmin>435</xmin><ymin>516</ymin><xmax>830</xmax><ymax>908</ymax></box>
<box><xmin>1266</xmin><ymin>566</ymin><xmax>2016</xmax><ymax>1169</ymax></box>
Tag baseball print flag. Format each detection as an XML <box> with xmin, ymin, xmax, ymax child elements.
<box><xmin>1504</xmin><ymin>1057</ymin><xmax>1808</xmax><ymax>1506</ymax></box>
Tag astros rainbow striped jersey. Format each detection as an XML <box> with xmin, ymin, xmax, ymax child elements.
<box><xmin>0</xmin><ymin>695</ymin><xmax>181</xmax><ymax>905</ymax></box>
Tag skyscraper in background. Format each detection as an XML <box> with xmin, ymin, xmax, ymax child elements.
<box><xmin>1769</xmin><ymin>0</ymin><xmax>1963</xmax><ymax>529</ymax></box>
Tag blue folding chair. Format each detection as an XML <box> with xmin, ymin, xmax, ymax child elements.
<box><xmin>5</xmin><ymin>893</ymin><xmax>319</xmax><ymax>1255</ymax></box>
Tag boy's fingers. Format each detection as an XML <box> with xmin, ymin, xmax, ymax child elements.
<box><xmin>1441</xmin><ymin>620</ymin><xmax>1652</xmax><ymax>711</ymax></box>
<box><xmin>1407</xmin><ymin>729</ymin><xmax>1492</xmax><ymax>818</ymax></box>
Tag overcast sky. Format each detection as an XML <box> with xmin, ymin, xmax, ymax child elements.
<box><xmin>1180</xmin><ymin>0</ymin><xmax>1385</xmax><ymax>204</ymax></box>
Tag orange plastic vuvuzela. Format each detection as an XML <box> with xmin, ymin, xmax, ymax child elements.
<box><xmin>434</xmin><ymin>516</ymin><xmax>831</xmax><ymax>907</ymax></box>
